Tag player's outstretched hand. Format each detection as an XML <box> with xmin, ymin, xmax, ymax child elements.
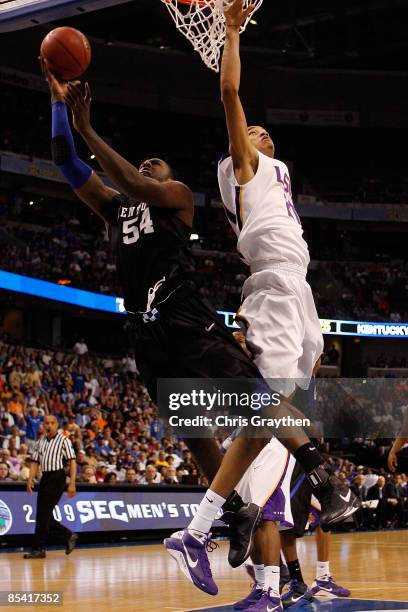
<box><xmin>224</xmin><ymin>0</ymin><xmax>255</xmax><ymax>27</ymax></box>
<box><xmin>39</xmin><ymin>56</ymin><xmax>72</xmax><ymax>102</ymax></box>
<box><xmin>65</xmin><ymin>81</ymin><xmax>92</xmax><ymax>134</ymax></box>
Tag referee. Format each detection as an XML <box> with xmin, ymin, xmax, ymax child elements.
<box><xmin>24</xmin><ymin>414</ymin><xmax>78</xmax><ymax>559</ymax></box>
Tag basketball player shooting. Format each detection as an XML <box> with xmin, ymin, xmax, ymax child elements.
<box><xmin>40</xmin><ymin>57</ymin><xmax>358</xmax><ymax>598</ymax></box>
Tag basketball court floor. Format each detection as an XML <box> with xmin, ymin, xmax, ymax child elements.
<box><xmin>1</xmin><ymin>530</ymin><xmax>407</xmax><ymax>611</ymax></box>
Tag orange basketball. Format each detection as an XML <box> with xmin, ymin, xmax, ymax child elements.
<box><xmin>40</xmin><ymin>27</ymin><xmax>91</xmax><ymax>80</ymax></box>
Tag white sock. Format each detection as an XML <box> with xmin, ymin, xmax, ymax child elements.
<box><xmin>264</xmin><ymin>565</ymin><xmax>280</xmax><ymax>598</ymax></box>
<box><xmin>316</xmin><ymin>561</ymin><xmax>330</xmax><ymax>579</ymax></box>
<box><xmin>188</xmin><ymin>489</ymin><xmax>226</xmax><ymax>534</ymax></box>
<box><xmin>253</xmin><ymin>564</ymin><xmax>265</xmax><ymax>589</ymax></box>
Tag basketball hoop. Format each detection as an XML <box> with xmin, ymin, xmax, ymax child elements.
<box><xmin>161</xmin><ymin>0</ymin><xmax>263</xmax><ymax>72</ymax></box>
<box><xmin>175</xmin><ymin>0</ymin><xmax>214</xmax><ymax>6</ymax></box>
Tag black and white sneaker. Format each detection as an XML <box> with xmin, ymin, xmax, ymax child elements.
<box><xmin>220</xmin><ymin>490</ymin><xmax>245</xmax><ymax>525</ymax></box>
<box><xmin>308</xmin><ymin>466</ymin><xmax>361</xmax><ymax>531</ymax></box>
<box><xmin>227</xmin><ymin>502</ymin><xmax>263</xmax><ymax>568</ymax></box>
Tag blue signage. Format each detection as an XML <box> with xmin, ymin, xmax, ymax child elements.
<box><xmin>0</xmin><ymin>489</ymin><xmax>208</xmax><ymax>535</ymax></box>
<box><xmin>0</xmin><ymin>269</ymin><xmax>407</xmax><ymax>338</ymax></box>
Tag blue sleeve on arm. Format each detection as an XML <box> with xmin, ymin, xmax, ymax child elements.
<box><xmin>51</xmin><ymin>101</ymin><xmax>92</xmax><ymax>189</ymax></box>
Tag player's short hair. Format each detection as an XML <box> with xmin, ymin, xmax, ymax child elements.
<box><xmin>140</xmin><ymin>155</ymin><xmax>177</xmax><ymax>180</ymax></box>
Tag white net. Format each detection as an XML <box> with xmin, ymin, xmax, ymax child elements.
<box><xmin>161</xmin><ymin>0</ymin><xmax>263</xmax><ymax>72</ymax></box>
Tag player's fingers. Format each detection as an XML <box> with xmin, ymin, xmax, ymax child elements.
<box><xmin>39</xmin><ymin>56</ymin><xmax>51</xmax><ymax>82</ymax></box>
<box><xmin>243</xmin><ymin>4</ymin><xmax>255</xmax><ymax>18</ymax></box>
<box><xmin>67</xmin><ymin>83</ymin><xmax>82</xmax><ymax>104</ymax></box>
<box><xmin>65</xmin><ymin>92</ymin><xmax>78</xmax><ymax>111</ymax></box>
<box><xmin>43</xmin><ymin>58</ymin><xmax>54</xmax><ymax>80</ymax></box>
<box><xmin>75</xmin><ymin>83</ymin><xmax>88</xmax><ymax>108</ymax></box>
<box><xmin>64</xmin><ymin>89</ymin><xmax>75</xmax><ymax>104</ymax></box>
<box><xmin>85</xmin><ymin>82</ymin><xmax>92</xmax><ymax>104</ymax></box>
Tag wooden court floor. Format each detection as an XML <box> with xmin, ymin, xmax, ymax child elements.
<box><xmin>1</xmin><ymin>530</ymin><xmax>408</xmax><ymax>612</ymax></box>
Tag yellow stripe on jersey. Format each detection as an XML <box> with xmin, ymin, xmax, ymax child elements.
<box><xmin>261</xmin><ymin>449</ymin><xmax>290</xmax><ymax>507</ymax></box>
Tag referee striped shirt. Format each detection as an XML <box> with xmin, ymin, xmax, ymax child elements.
<box><xmin>32</xmin><ymin>433</ymin><xmax>76</xmax><ymax>472</ymax></box>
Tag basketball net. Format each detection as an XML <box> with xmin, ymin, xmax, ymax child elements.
<box><xmin>161</xmin><ymin>0</ymin><xmax>263</xmax><ymax>72</ymax></box>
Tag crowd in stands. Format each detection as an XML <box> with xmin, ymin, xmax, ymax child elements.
<box><xmin>326</xmin><ymin>458</ymin><xmax>408</xmax><ymax>530</ymax></box>
<box><xmin>1</xmin><ymin>211</ymin><xmax>407</xmax><ymax>321</ymax></box>
<box><xmin>310</xmin><ymin>260</ymin><xmax>408</xmax><ymax>322</ymax></box>
<box><xmin>0</xmin><ymin>338</ymin><xmax>208</xmax><ymax>488</ymax></box>
<box><xmin>1</xmin><ymin>336</ymin><xmax>408</xmax><ymax>531</ymax></box>
<box><xmin>310</xmin><ymin>377</ymin><xmax>408</xmax><ymax>442</ymax></box>
<box><xmin>359</xmin><ymin>473</ymin><xmax>408</xmax><ymax>529</ymax></box>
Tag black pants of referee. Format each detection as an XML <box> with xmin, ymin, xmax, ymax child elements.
<box><xmin>33</xmin><ymin>469</ymin><xmax>72</xmax><ymax>551</ymax></box>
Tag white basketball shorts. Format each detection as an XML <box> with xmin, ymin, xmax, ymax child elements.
<box><xmin>235</xmin><ymin>437</ymin><xmax>295</xmax><ymax>529</ymax></box>
<box><xmin>238</xmin><ymin>263</ymin><xmax>324</xmax><ymax>397</ymax></box>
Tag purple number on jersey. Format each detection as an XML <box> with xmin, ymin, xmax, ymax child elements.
<box><xmin>274</xmin><ymin>165</ymin><xmax>301</xmax><ymax>224</ymax></box>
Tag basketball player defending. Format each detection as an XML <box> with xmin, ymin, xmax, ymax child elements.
<box><xmin>41</xmin><ymin>59</ymin><xmax>358</xmax><ymax>598</ymax></box>
<box><xmin>216</xmin><ymin>0</ymin><xmax>352</xmax><ymax>608</ymax></box>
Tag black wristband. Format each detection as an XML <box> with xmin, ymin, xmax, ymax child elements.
<box><xmin>294</xmin><ymin>442</ymin><xmax>323</xmax><ymax>474</ymax></box>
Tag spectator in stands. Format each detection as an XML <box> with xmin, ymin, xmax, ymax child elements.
<box><xmin>18</xmin><ymin>458</ymin><xmax>31</xmax><ymax>481</ymax></box>
<box><xmin>84</xmin><ymin>447</ymin><xmax>98</xmax><ymax>470</ymax></box>
<box><xmin>105</xmin><ymin>472</ymin><xmax>117</xmax><ymax>484</ymax></box>
<box><xmin>9</xmin><ymin>365</ymin><xmax>24</xmax><ymax>391</ymax></box>
<box><xmin>385</xmin><ymin>473</ymin><xmax>407</xmax><ymax>527</ymax></box>
<box><xmin>366</xmin><ymin>476</ymin><xmax>396</xmax><ymax>528</ymax></box>
<box><xmin>327</xmin><ymin>344</ymin><xmax>340</xmax><ymax>365</ymax></box>
<box><xmin>73</xmin><ymin>338</ymin><xmax>88</xmax><ymax>357</ymax></box>
<box><xmin>18</xmin><ymin>443</ymin><xmax>29</xmax><ymax>461</ymax></box>
<box><xmin>24</xmin><ymin>407</ymin><xmax>43</xmax><ymax>448</ymax></box>
<box><xmin>0</xmin><ymin>461</ymin><xmax>15</xmax><ymax>481</ymax></box>
<box><xmin>8</xmin><ymin>447</ymin><xmax>22</xmax><ymax>472</ymax></box>
<box><xmin>125</xmin><ymin>468</ymin><xmax>138</xmax><ymax>483</ymax></box>
<box><xmin>156</xmin><ymin>450</ymin><xmax>169</xmax><ymax>468</ymax></box>
<box><xmin>80</xmin><ymin>465</ymin><xmax>97</xmax><ymax>483</ymax></box>
<box><xmin>351</xmin><ymin>474</ymin><xmax>368</xmax><ymax>529</ymax></box>
<box><xmin>162</xmin><ymin>466</ymin><xmax>178</xmax><ymax>485</ymax></box>
<box><xmin>95</xmin><ymin>464</ymin><xmax>108</xmax><ymax>482</ymax></box>
<box><xmin>140</xmin><ymin>464</ymin><xmax>161</xmax><ymax>485</ymax></box>
<box><xmin>0</xmin><ymin>448</ymin><xmax>12</xmax><ymax>467</ymax></box>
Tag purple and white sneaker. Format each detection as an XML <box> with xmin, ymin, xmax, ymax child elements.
<box><xmin>310</xmin><ymin>576</ymin><xmax>351</xmax><ymax>597</ymax></box>
<box><xmin>233</xmin><ymin>584</ymin><xmax>263</xmax><ymax>610</ymax></box>
<box><xmin>282</xmin><ymin>580</ymin><xmax>313</xmax><ymax>608</ymax></box>
<box><xmin>164</xmin><ymin>529</ymin><xmax>218</xmax><ymax>595</ymax></box>
<box><xmin>245</xmin><ymin>588</ymin><xmax>283</xmax><ymax>611</ymax></box>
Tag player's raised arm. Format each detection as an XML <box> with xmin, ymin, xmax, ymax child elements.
<box><xmin>41</xmin><ymin>58</ymin><xmax>118</xmax><ymax>224</ymax></box>
<box><xmin>221</xmin><ymin>0</ymin><xmax>257</xmax><ymax>183</ymax></box>
<box><xmin>64</xmin><ymin>82</ymin><xmax>193</xmax><ymax>217</ymax></box>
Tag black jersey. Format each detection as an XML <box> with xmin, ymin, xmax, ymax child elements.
<box><xmin>109</xmin><ymin>193</ymin><xmax>194</xmax><ymax>313</ymax></box>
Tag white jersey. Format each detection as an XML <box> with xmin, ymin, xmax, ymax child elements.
<box><xmin>217</xmin><ymin>151</ymin><xmax>310</xmax><ymax>271</ymax></box>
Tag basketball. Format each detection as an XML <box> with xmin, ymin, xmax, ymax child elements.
<box><xmin>40</xmin><ymin>27</ymin><xmax>91</xmax><ymax>80</ymax></box>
